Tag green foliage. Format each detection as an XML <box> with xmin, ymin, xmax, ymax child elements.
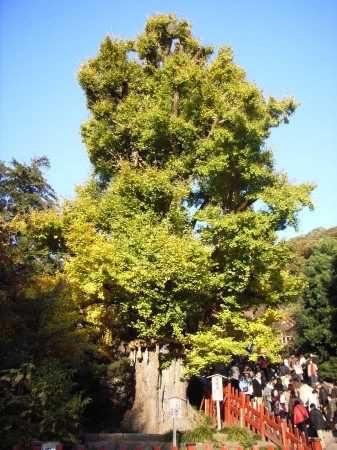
<box><xmin>0</xmin><ymin>362</ymin><xmax>91</xmax><ymax>448</ymax></box>
<box><xmin>181</xmin><ymin>422</ymin><xmax>215</xmax><ymax>443</ymax></box>
<box><xmin>185</xmin><ymin>307</ymin><xmax>283</xmax><ymax>375</ymax></box>
<box><xmin>0</xmin><ymin>157</ymin><xmax>56</xmax><ymax>220</ymax></box>
<box><xmin>0</xmin><ymin>157</ymin><xmax>98</xmax><ymax>437</ymax></box>
<box><xmin>72</xmin><ymin>12</ymin><xmax>316</xmax><ymax>372</ymax></box>
<box><xmin>0</xmin><ymin>155</ymin><xmax>80</xmax><ymax>373</ymax></box>
<box><xmin>0</xmin><ymin>14</ymin><xmax>325</xmax><ymax>436</ymax></box>
<box><xmin>163</xmin><ymin>413</ymin><xmax>214</xmax><ymax>443</ymax></box>
<box><xmin>318</xmin><ymin>357</ymin><xmax>337</xmax><ymax>381</ymax></box>
<box><xmin>0</xmin><ymin>157</ymin><xmax>60</xmax><ymax>295</ymax></box>
<box><xmin>288</xmin><ymin>227</ymin><xmax>337</xmax><ymax>274</ymax></box>
<box><xmin>221</xmin><ymin>427</ymin><xmax>258</xmax><ymax>448</ymax></box>
<box><xmin>63</xmin><ymin>165</ymin><xmax>214</xmax><ymax>342</ymax></box>
<box><xmin>107</xmin><ymin>357</ymin><xmax>131</xmax><ymax>378</ymax></box>
<box><xmin>295</xmin><ymin>238</ymin><xmax>337</xmax><ymax>359</ymax></box>
<box><xmin>164</xmin><ymin>421</ymin><xmax>258</xmax><ymax>448</ymax></box>
<box><xmin>77</xmin><ymin>13</ymin><xmax>314</xmax><ymax>229</ymax></box>
<box><xmin>0</xmin><ymin>269</ymin><xmax>89</xmax><ymax>372</ymax></box>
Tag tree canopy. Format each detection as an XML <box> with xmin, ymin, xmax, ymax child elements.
<box><xmin>295</xmin><ymin>237</ymin><xmax>337</xmax><ymax>359</ymax></box>
<box><xmin>0</xmin><ymin>158</ymin><xmax>90</xmax><ymax>444</ymax></box>
<box><xmin>0</xmin><ymin>156</ymin><xmax>57</xmax><ymax>221</ymax></box>
<box><xmin>72</xmin><ymin>13</ymin><xmax>315</xmax><ymax>367</ymax></box>
<box><xmin>78</xmin><ymin>14</ymin><xmax>311</xmax><ymax>232</ymax></box>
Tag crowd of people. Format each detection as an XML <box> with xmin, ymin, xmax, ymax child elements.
<box><xmin>224</xmin><ymin>353</ymin><xmax>337</xmax><ymax>449</ymax></box>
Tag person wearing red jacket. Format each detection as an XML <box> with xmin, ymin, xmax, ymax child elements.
<box><xmin>293</xmin><ymin>400</ymin><xmax>310</xmax><ymax>444</ymax></box>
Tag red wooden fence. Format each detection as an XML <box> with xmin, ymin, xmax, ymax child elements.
<box><xmin>12</xmin><ymin>382</ymin><xmax>323</xmax><ymax>450</ymax></box>
<box><xmin>202</xmin><ymin>382</ymin><xmax>320</xmax><ymax>450</ymax></box>
<box><xmin>13</xmin><ymin>445</ymin><xmax>321</xmax><ymax>450</ymax></box>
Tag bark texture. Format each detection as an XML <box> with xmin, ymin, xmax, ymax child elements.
<box><xmin>122</xmin><ymin>347</ymin><xmax>200</xmax><ymax>433</ymax></box>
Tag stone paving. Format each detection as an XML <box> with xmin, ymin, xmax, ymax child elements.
<box><xmin>81</xmin><ymin>433</ymin><xmax>275</xmax><ymax>450</ymax></box>
<box><xmin>323</xmin><ymin>430</ymin><xmax>337</xmax><ymax>450</ymax></box>
<box><xmin>81</xmin><ymin>431</ymin><xmax>337</xmax><ymax>450</ymax></box>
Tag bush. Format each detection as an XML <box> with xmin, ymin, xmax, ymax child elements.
<box><xmin>318</xmin><ymin>357</ymin><xmax>337</xmax><ymax>382</ymax></box>
<box><xmin>220</xmin><ymin>427</ymin><xmax>258</xmax><ymax>448</ymax></box>
<box><xmin>0</xmin><ymin>361</ymin><xmax>91</xmax><ymax>449</ymax></box>
<box><xmin>181</xmin><ymin>422</ymin><xmax>215</xmax><ymax>443</ymax></box>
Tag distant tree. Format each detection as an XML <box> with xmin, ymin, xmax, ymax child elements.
<box><xmin>0</xmin><ymin>156</ymin><xmax>57</xmax><ymax>220</ymax></box>
<box><xmin>0</xmin><ymin>156</ymin><xmax>58</xmax><ymax>287</ymax></box>
<box><xmin>295</xmin><ymin>238</ymin><xmax>337</xmax><ymax>359</ymax></box>
<box><xmin>319</xmin><ymin>356</ymin><xmax>337</xmax><ymax>381</ymax></box>
<box><xmin>288</xmin><ymin>227</ymin><xmax>337</xmax><ymax>274</ymax></box>
<box><xmin>0</xmin><ymin>157</ymin><xmax>94</xmax><ymax>443</ymax></box>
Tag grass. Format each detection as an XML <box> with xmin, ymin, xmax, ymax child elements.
<box><xmin>220</xmin><ymin>426</ymin><xmax>259</xmax><ymax>449</ymax></box>
<box><xmin>163</xmin><ymin>415</ymin><xmax>259</xmax><ymax>449</ymax></box>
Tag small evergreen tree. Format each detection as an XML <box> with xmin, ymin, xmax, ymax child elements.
<box><xmin>295</xmin><ymin>238</ymin><xmax>337</xmax><ymax>359</ymax></box>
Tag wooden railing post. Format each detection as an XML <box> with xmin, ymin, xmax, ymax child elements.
<box><xmin>225</xmin><ymin>383</ymin><xmax>231</xmax><ymax>426</ymax></box>
<box><xmin>239</xmin><ymin>390</ymin><xmax>245</xmax><ymax>429</ymax></box>
<box><xmin>185</xmin><ymin>443</ymin><xmax>196</xmax><ymax>450</ymax></box>
<box><xmin>259</xmin><ymin>403</ymin><xmax>265</xmax><ymax>440</ymax></box>
<box><xmin>310</xmin><ymin>438</ymin><xmax>322</xmax><ymax>450</ymax></box>
<box><xmin>280</xmin><ymin>418</ymin><xmax>288</xmax><ymax>450</ymax></box>
<box><xmin>205</xmin><ymin>398</ymin><xmax>210</xmax><ymax>417</ymax></box>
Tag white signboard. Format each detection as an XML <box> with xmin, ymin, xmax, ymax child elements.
<box><xmin>169</xmin><ymin>397</ymin><xmax>182</xmax><ymax>419</ymax></box>
<box><xmin>212</xmin><ymin>375</ymin><xmax>223</xmax><ymax>401</ymax></box>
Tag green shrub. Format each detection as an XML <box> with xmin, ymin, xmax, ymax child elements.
<box><xmin>318</xmin><ymin>357</ymin><xmax>337</xmax><ymax>382</ymax></box>
<box><xmin>0</xmin><ymin>361</ymin><xmax>91</xmax><ymax>449</ymax></box>
<box><xmin>221</xmin><ymin>427</ymin><xmax>258</xmax><ymax>448</ymax></box>
<box><xmin>181</xmin><ymin>423</ymin><xmax>215</xmax><ymax>443</ymax></box>
<box><xmin>163</xmin><ymin>413</ymin><xmax>214</xmax><ymax>443</ymax></box>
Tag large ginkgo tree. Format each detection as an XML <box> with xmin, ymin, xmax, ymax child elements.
<box><xmin>61</xmin><ymin>14</ymin><xmax>315</xmax><ymax>432</ymax></box>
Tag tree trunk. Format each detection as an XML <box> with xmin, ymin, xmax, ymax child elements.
<box><xmin>122</xmin><ymin>346</ymin><xmax>200</xmax><ymax>433</ymax></box>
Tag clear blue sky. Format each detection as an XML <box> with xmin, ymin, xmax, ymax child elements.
<box><xmin>1</xmin><ymin>0</ymin><xmax>336</xmax><ymax>238</ymax></box>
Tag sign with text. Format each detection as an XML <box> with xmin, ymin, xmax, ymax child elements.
<box><xmin>169</xmin><ymin>397</ymin><xmax>182</xmax><ymax>419</ymax></box>
<box><xmin>212</xmin><ymin>375</ymin><xmax>223</xmax><ymax>401</ymax></box>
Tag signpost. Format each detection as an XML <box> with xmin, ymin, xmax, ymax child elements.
<box><xmin>169</xmin><ymin>397</ymin><xmax>183</xmax><ymax>448</ymax></box>
<box><xmin>207</xmin><ymin>374</ymin><xmax>227</xmax><ymax>430</ymax></box>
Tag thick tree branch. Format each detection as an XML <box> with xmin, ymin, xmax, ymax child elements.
<box><xmin>173</xmin><ymin>88</ymin><xmax>180</xmax><ymax>117</ymax></box>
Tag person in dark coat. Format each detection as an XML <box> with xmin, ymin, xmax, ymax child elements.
<box><xmin>309</xmin><ymin>403</ymin><xmax>329</xmax><ymax>449</ymax></box>
<box><xmin>252</xmin><ymin>371</ymin><xmax>266</xmax><ymax>406</ymax></box>
<box><xmin>274</xmin><ymin>377</ymin><xmax>286</xmax><ymax>393</ymax></box>
<box><xmin>317</xmin><ymin>382</ymin><xmax>332</xmax><ymax>427</ymax></box>
<box><xmin>271</xmin><ymin>389</ymin><xmax>286</xmax><ymax>419</ymax></box>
